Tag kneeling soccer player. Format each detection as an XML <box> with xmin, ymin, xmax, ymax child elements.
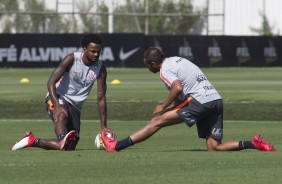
<box><xmin>11</xmin><ymin>34</ymin><xmax>113</xmax><ymax>151</ymax></box>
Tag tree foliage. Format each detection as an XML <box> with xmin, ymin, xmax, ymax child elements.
<box><xmin>0</xmin><ymin>0</ymin><xmax>204</xmax><ymax>34</ymax></box>
<box><xmin>0</xmin><ymin>0</ymin><xmax>23</xmax><ymax>33</ymax></box>
<box><xmin>76</xmin><ymin>0</ymin><xmax>108</xmax><ymax>33</ymax></box>
<box><xmin>0</xmin><ymin>0</ymin><xmax>69</xmax><ymax>33</ymax></box>
<box><xmin>76</xmin><ymin>0</ymin><xmax>204</xmax><ymax>34</ymax></box>
<box><xmin>110</xmin><ymin>0</ymin><xmax>204</xmax><ymax>34</ymax></box>
<box><xmin>250</xmin><ymin>13</ymin><xmax>275</xmax><ymax>36</ymax></box>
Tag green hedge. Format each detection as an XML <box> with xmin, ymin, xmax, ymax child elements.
<box><xmin>1</xmin><ymin>100</ymin><xmax>281</xmax><ymax>121</ymax></box>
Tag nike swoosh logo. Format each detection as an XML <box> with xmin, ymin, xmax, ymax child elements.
<box><xmin>119</xmin><ymin>47</ymin><xmax>140</xmax><ymax>61</ymax></box>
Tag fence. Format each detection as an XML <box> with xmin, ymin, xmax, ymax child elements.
<box><xmin>0</xmin><ymin>0</ymin><xmax>223</xmax><ymax>35</ymax></box>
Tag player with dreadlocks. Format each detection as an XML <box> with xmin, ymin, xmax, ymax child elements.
<box><xmin>11</xmin><ymin>34</ymin><xmax>114</xmax><ymax>151</ymax></box>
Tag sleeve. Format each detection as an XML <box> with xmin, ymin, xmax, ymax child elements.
<box><xmin>160</xmin><ymin>67</ymin><xmax>178</xmax><ymax>87</ymax></box>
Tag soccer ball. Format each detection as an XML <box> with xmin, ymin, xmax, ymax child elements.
<box><xmin>95</xmin><ymin>133</ymin><xmax>105</xmax><ymax>150</ymax></box>
<box><xmin>94</xmin><ymin>132</ymin><xmax>113</xmax><ymax>150</ymax></box>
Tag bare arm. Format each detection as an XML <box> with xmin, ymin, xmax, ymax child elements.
<box><xmin>96</xmin><ymin>64</ymin><xmax>107</xmax><ymax>129</ymax></box>
<box><xmin>47</xmin><ymin>53</ymin><xmax>74</xmax><ymax>122</ymax></box>
<box><xmin>153</xmin><ymin>80</ymin><xmax>183</xmax><ymax>116</ymax></box>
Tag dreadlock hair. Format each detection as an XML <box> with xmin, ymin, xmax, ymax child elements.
<box><xmin>143</xmin><ymin>47</ymin><xmax>165</xmax><ymax>65</ymax></box>
<box><xmin>80</xmin><ymin>34</ymin><xmax>103</xmax><ymax>48</ymax></box>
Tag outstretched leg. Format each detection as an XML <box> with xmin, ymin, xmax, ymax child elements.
<box><xmin>101</xmin><ymin>110</ymin><xmax>182</xmax><ymax>152</ymax></box>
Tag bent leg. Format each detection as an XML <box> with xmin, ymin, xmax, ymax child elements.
<box><xmin>206</xmin><ymin>136</ymin><xmax>240</xmax><ymax>151</ymax></box>
<box><xmin>31</xmin><ymin>107</ymin><xmax>70</xmax><ymax>150</ymax></box>
<box><xmin>54</xmin><ymin>112</ymin><xmax>68</xmax><ymax>136</ymax></box>
<box><xmin>35</xmin><ymin>112</ymin><xmax>69</xmax><ymax>150</ymax></box>
<box><xmin>37</xmin><ymin>135</ymin><xmax>79</xmax><ymax>150</ymax></box>
<box><xmin>37</xmin><ymin>139</ymin><xmax>61</xmax><ymax>150</ymax></box>
<box><xmin>35</xmin><ymin>129</ymin><xmax>77</xmax><ymax>151</ymax></box>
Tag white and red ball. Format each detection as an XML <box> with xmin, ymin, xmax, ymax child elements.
<box><xmin>94</xmin><ymin>132</ymin><xmax>113</xmax><ymax>150</ymax></box>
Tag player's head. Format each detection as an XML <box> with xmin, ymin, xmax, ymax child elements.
<box><xmin>80</xmin><ymin>34</ymin><xmax>103</xmax><ymax>48</ymax></box>
<box><xmin>143</xmin><ymin>47</ymin><xmax>165</xmax><ymax>73</ymax></box>
<box><xmin>80</xmin><ymin>34</ymin><xmax>103</xmax><ymax>63</ymax></box>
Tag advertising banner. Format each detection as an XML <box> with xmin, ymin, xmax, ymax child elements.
<box><xmin>0</xmin><ymin>34</ymin><xmax>281</xmax><ymax>67</ymax></box>
<box><xmin>0</xmin><ymin>34</ymin><xmax>144</xmax><ymax>67</ymax></box>
<box><xmin>146</xmin><ymin>35</ymin><xmax>282</xmax><ymax>67</ymax></box>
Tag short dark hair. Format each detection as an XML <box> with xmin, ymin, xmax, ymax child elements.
<box><xmin>80</xmin><ymin>34</ymin><xmax>103</xmax><ymax>48</ymax></box>
<box><xmin>143</xmin><ymin>47</ymin><xmax>165</xmax><ymax>64</ymax></box>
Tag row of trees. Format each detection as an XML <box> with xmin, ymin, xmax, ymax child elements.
<box><xmin>0</xmin><ymin>0</ymin><xmax>275</xmax><ymax>35</ymax></box>
<box><xmin>0</xmin><ymin>0</ymin><xmax>205</xmax><ymax>34</ymax></box>
<box><xmin>0</xmin><ymin>0</ymin><xmax>69</xmax><ymax>33</ymax></box>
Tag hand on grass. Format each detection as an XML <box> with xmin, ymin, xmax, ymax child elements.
<box><xmin>103</xmin><ymin>127</ymin><xmax>116</xmax><ymax>139</ymax></box>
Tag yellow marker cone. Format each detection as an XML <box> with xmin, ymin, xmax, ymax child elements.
<box><xmin>111</xmin><ymin>79</ymin><xmax>121</xmax><ymax>85</ymax></box>
<box><xmin>20</xmin><ymin>78</ymin><xmax>30</xmax><ymax>83</ymax></box>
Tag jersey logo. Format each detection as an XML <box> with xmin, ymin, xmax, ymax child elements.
<box><xmin>211</xmin><ymin>128</ymin><xmax>222</xmax><ymax>137</ymax></box>
<box><xmin>86</xmin><ymin>70</ymin><xmax>97</xmax><ymax>83</ymax></box>
<box><xmin>119</xmin><ymin>47</ymin><xmax>140</xmax><ymax>61</ymax></box>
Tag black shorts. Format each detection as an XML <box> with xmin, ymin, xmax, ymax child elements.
<box><xmin>45</xmin><ymin>95</ymin><xmax>81</xmax><ymax>136</ymax></box>
<box><xmin>176</xmin><ymin>98</ymin><xmax>223</xmax><ymax>140</ymax></box>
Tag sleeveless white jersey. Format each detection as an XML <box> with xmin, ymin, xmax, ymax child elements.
<box><xmin>160</xmin><ymin>57</ymin><xmax>221</xmax><ymax>104</ymax></box>
<box><xmin>55</xmin><ymin>52</ymin><xmax>103</xmax><ymax>110</ymax></box>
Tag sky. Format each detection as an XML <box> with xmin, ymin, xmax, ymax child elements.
<box><xmin>44</xmin><ymin>0</ymin><xmax>282</xmax><ymax>36</ymax></box>
<box><xmin>224</xmin><ymin>0</ymin><xmax>282</xmax><ymax>35</ymax></box>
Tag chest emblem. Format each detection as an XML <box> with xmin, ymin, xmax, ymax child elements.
<box><xmin>86</xmin><ymin>70</ymin><xmax>97</xmax><ymax>83</ymax></box>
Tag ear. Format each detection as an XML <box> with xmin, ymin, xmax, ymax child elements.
<box><xmin>151</xmin><ymin>62</ymin><xmax>158</xmax><ymax>67</ymax></box>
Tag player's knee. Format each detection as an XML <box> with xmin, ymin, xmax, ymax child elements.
<box><xmin>151</xmin><ymin>116</ymin><xmax>166</xmax><ymax>129</ymax></box>
<box><xmin>206</xmin><ymin>137</ymin><xmax>221</xmax><ymax>151</ymax></box>
<box><xmin>145</xmin><ymin>121</ymin><xmax>162</xmax><ymax>133</ymax></box>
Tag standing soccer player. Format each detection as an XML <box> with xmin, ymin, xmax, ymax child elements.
<box><xmin>101</xmin><ymin>47</ymin><xmax>276</xmax><ymax>152</ymax></box>
<box><xmin>11</xmin><ymin>34</ymin><xmax>114</xmax><ymax>151</ymax></box>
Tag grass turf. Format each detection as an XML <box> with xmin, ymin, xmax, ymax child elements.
<box><xmin>0</xmin><ymin>67</ymin><xmax>281</xmax><ymax>121</ymax></box>
<box><xmin>0</xmin><ymin>67</ymin><xmax>282</xmax><ymax>183</ymax></box>
<box><xmin>1</xmin><ymin>120</ymin><xmax>282</xmax><ymax>184</ymax></box>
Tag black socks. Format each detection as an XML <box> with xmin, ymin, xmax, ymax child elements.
<box><xmin>58</xmin><ymin>134</ymin><xmax>65</xmax><ymax>140</ymax></box>
<box><xmin>239</xmin><ymin>141</ymin><xmax>255</xmax><ymax>150</ymax></box>
<box><xmin>31</xmin><ymin>138</ymin><xmax>40</xmax><ymax>147</ymax></box>
<box><xmin>115</xmin><ymin>137</ymin><xmax>134</xmax><ymax>151</ymax></box>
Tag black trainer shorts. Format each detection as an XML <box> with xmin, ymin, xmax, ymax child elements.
<box><xmin>176</xmin><ymin>98</ymin><xmax>223</xmax><ymax>140</ymax></box>
<box><xmin>45</xmin><ymin>95</ymin><xmax>81</xmax><ymax>136</ymax></box>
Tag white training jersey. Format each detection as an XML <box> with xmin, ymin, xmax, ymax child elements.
<box><xmin>53</xmin><ymin>52</ymin><xmax>103</xmax><ymax>110</ymax></box>
<box><xmin>160</xmin><ymin>57</ymin><xmax>222</xmax><ymax>104</ymax></box>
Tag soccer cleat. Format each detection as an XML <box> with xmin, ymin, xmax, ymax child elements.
<box><xmin>58</xmin><ymin>130</ymin><xmax>76</xmax><ymax>151</ymax></box>
<box><xmin>251</xmin><ymin>134</ymin><xmax>276</xmax><ymax>152</ymax></box>
<box><xmin>11</xmin><ymin>131</ymin><xmax>36</xmax><ymax>151</ymax></box>
<box><xmin>100</xmin><ymin>130</ymin><xmax>118</xmax><ymax>152</ymax></box>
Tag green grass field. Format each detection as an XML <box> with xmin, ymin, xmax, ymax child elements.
<box><xmin>0</xmin><ymin>67</ymin><xmax>282</xmax><ymax>184</ymax></box>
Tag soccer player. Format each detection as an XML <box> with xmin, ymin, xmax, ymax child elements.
<box><xmin>101</xmin><ymin>47</ymin><xmax>276</xmax><ymax>152</ymax></box>
<box><xmin>11</xmin><ymin>34</ymin><xmax>113</xmax><ymax>151</ymax></box>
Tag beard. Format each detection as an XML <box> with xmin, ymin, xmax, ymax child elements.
<box><xmin>150</xmin><ymin>67</ymin><xmax>160</xmax><ymax>73</ymax></box>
